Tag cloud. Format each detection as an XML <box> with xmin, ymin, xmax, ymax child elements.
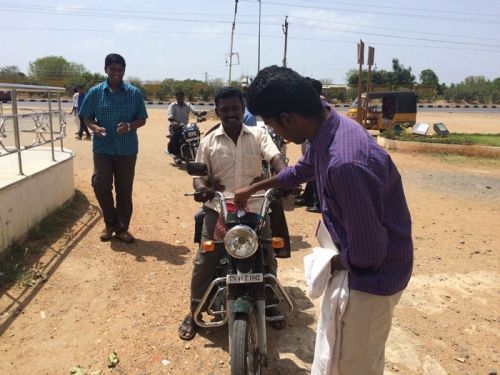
<box><xmin>77</xmin><ymin>37</ymin><xmax>114</xmax><ymax>52</ymax></box>
<box><xmin>112</xmin><ymin>21</ymin><xmax>148</xmax><ymax>33</ymax></box>
<box><xmin>192</xmin><ymin>24</ymin><xmax>227</xmax><ymax>40</ymax></box>
<box><xmin>289</xmin><ymin>8</ymin><xmax>370</xmax><ymax>36</ymax></box>
<box><xmin>54</xmin><ymin>3</ymin><xmax>86</xmax><ymax>13</ymax></box>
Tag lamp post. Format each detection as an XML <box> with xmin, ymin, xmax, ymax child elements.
<box><xmin>257</xmin><ymin>0</ymin><xmax>261</xmax><ymax>72</ymax></box>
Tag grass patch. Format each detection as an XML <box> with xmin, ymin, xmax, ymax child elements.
<box><xmin>433</xmin><ymin>153</ymin><xmax>500</xmax><ymax>166</ymax></box>
<box><xmin>382</xmin><ymin>132</ymin><xmax>500</xmax><ymax>147</ymax></box>
<box><xmin>0</xmin><ymin>191</ymin><xmax>90</xmax><ymax>288</ymax></box>
<box><xmin>0</xmin><ymin>243</ymin><xmax>31</xmax><ymax>286</ymax></box>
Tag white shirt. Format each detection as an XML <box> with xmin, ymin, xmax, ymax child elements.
<box><xmin>195</xmin><ymin>123</ymin><xmax>280</xmax><ymax>212</ymax></box>
<box><xmin>72</xmin><ymin>92</ymin><xmax>79</xmax><ymax>108</ymax></box>
<box><xmin>167</xmin><ymin>101</ymin><xmax>197</xmax><ymax>124</ymax></box>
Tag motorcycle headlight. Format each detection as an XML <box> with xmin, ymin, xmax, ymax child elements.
<box><xmin>223</xmin><ymin>225</ymin><xmax>258</xmax><ymax>259</ymax></box>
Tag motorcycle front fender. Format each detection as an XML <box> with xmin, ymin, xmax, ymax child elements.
<box><xmin>231</xmin><ymin>296</ymin><xmax>254</xmax><ymax>316</ymax></box>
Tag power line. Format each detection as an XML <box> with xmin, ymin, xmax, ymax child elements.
<box><xmin>289</xmin><ymin>23</ymin><xmax>500</xmax><ymax>49</ymax></box>
<box><xmin>242</xmin><ymin>0</ymin><xmax>500</xmax><ymax>24</ymax></box>
<box><xmin>243</xmin><ymin>0</ymin><xmax>499</xmax><ymax>19</ymax></box>
<box><xmin>1</xmin><ymin>3</ymin><xmax>498</xmax><ymax>45</ymax></box>
<box><xmin>1</xmin><ymin>2</ymin><xmax>499</xmax><ymax>25</ymax></box>
<box><xmin>286</xmin><ymin>15</ymin><xmax>500</xmax><ymax>43</ymax></box>
<box><xmin>2</xmin><ymin>26</ymin><xmax>499</xmax><ymax>54</ymax></box>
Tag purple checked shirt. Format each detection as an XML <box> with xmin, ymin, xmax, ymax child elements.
<box><xmin>277</xmin><ymin>110</ymin><xmax>413</xmax><ymax>296</ymax></box>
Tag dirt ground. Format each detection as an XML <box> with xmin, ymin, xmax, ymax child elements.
<box><xmin>0</xmin><ymin>109</ymin><xmax>499</xmax><ymax>375</ymax></box>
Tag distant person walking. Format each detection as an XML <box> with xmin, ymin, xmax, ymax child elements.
<box><xmin>71</xmin><ymin>86</ymin><xmax>91</xmax><ymax>140</ymax></box>
<box><xmin>79</xmin><ymin>53</ymin><xmax>148</xmax><ymax>243</ymax></box>
<box><xmin>70</xmin><ymin>86</ymin><xmax>80</xmax><ymax>134</ymax></box>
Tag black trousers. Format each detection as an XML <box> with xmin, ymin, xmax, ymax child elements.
<box><xmin>78</xmin><ymin>114</ymin><xmax>91</xmax><ymax>137</ymax></box>
<box><xmin>269</xmin><ymin>199</ymin><xmax>291</xmax><ymax>257</ymax></box>
<box><xmin>92</xmin><ymin>153</ymin><xmax>137</xmax><ymax>232</ymax></box>
<box><xmin>168</xmin><ymin>123</ymin><xmax>181</xmax><ymax>156</ymax></box>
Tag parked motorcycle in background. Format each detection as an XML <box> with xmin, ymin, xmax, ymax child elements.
<box><xmin>166</xmin><ymin>112</ymin><xmax>207</xmax><ymax>166</ymax></box>
<box><xmin>186</xmin><ymin>162</ymin><xmax>293</xmax><ymax>375</ymax></box>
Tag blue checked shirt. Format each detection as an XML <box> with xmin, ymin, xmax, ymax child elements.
<box><xmin>277</xmin><ymin>109</ymin><xmax>413</xmax><ymax>296</ymax></box>
<box><xmin>79</xmin><ymin>81</ymin><xmax>148</xmax><ymax>155</ymax></box>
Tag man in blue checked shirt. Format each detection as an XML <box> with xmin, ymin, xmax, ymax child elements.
<box><xmin>80</xmin><ymin>53</ymin><xmax>148</xmax><ymax>244</ymax></box>
<box><xmin>234</xmin><ymin>66</ymin><xmax>413</xmax><ymax>375</ymax></box>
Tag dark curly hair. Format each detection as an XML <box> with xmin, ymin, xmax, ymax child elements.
<box><xmin>245</xmin><ymin>66</ymin><xmax>323</xmax><ymax>119</ymax></box>
<box><xmin>305</xmin><ymin>77</ymin><xmax>323</xmax><ymax>96</ymax></box>
<box><xmin>105</xmin><ymin>53</ymin><xmax>126</xmax><ymax>68</ymax></box>
<box><xmin>214</xmin><ymin>86</ymin><xmax>244</xmax><ymax>109</ymax></box>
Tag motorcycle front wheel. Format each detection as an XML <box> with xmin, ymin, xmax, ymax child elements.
<box><xmin>231</xmin><ymin>313</ymin><xmax>261</xmax><ymax>375</ymax></box>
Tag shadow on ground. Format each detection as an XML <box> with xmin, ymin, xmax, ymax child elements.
<box><xmin>109</xmin><ymin>239</ymin><xmax>191</xmax><ymax>265</ymax></box>
<box><xmin>0</xmin><ymin>190</ymin><xmax>100</xmax><ymax>335</ymax></box>
<box><xmin>290</xmin><ymin>235</ymin><xmax>312</xmax><ymax>252</ymax></box>
<box><xmin>193</xmin><ymin>285</ymin><xmax>316</xmax><ymax>374</ymax></box>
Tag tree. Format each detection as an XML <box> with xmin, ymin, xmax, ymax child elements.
<box><xmin>491</xmin><ymin>78</ymin><xmax>500</xmax><ymax>104</ymax></box>
<box><xmin>27</xmin><ymin>56</ymin><xmax>87</xmax><ymax>84</ymax></box>
<box><xmin>390</xmin><ymin>58</ymin><xmax>415</xmax><ymax>86</ymax></box>
<box><xmin>419</xmin><ymin>69</ymin><xmax>440</xmax><ymax>91</ymax></box>
<box><xmin>156</xmin><ymin>78</ymin><xmax>175</xmax><ymax>100</ymax></box>
<box><xmin>63</xmin><ymin>72</ymin><xmax>106</xmax><ymax>93</ymax></box>
<box><xmin>460</xmin><ymin>76</ymin><xmax>490</xmax><ymax>103</ymax></box>
<box><xmin>346</xmin><ymin>59</ymin><xmax>415</xmax><ymax>89</ymax></box>
<box><xmin>0</xmin><ymin>65</ymin><xmax>28</xmax><ymax>83</ymax></box>
<box><xmin>127</xmin><ymin>77</ymin><xmax>148</xmax><ymax>100</ymax></box>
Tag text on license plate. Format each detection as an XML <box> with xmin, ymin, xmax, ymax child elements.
<box><xmin>227</xmin><ymin>273</ymin><xmax>263</xmax><ymax>284</ymax></box>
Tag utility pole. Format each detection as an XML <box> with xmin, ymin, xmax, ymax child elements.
<box><xmin>205</xmin><ymin>72</ymin><xmax>208</xmax><ymax>84</ymax></box>
<box><xmin>228</xmin><ymin>0</ymin><xmax>239</xmax><ymax>85</ymax></box>
<box><xmin>282</xmin><ymin>16</ymin><xmax>288</xmax><ymax>67</ymax></box>
<box><xmin>257</xmin><ymin>0</ymin><xmax>262</xmax><ymax>72</ymax></box>
<box><xmin>363</xmin><ymin>46</ymin><xmax>375</xmax><ymax>125</ymax></box>
<box><xmin>356</xmin><ymin>39</ymin><xmax>365</xmax><ymax>124</ymax></box>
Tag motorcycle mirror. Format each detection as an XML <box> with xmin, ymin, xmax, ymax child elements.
<box><xmin>187</xmin><ymin>162</ymin><xmax>209</xmax><ymax>177</ymax></box>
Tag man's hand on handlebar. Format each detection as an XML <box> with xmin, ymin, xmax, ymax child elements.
<box><xmin>194</xmin><ymin>186</ymin><xmax>215</xmax><ymax>203</ymax></box>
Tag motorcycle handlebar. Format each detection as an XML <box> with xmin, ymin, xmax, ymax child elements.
<box><xmin>184</xmin><ymin>189</ymin><xmax>278</xmax><ymax>222</ymax></box>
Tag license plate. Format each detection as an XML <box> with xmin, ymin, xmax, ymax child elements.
<box><xmin>227</xmin><ymin>273</ymin><xmax>263</xmax><ymax>284</ymax></box>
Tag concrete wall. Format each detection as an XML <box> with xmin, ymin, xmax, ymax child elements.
<box><xmin>0</xmin><ymin>157</ymin><xmax>74</xmax><ymax>254</ymax></box>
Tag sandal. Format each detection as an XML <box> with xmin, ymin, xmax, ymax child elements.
<box><xmin>178</xmin><ymin>315</ymin><xmax>197</xmax><ymax>340</ymax></box>
<box><xmin>266</xmin><ymin>307</ymin><xmax>286</xmax><ymax>330</ymax></box>
<box><xmin>115</xmin><ymin>230</ymin><xmax>135</xmax><ymax>244</ymax></box>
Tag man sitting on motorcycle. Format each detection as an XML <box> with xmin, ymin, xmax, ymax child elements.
<box><xmin>178</xmin><ymin>86</ymin><xmax>288</xmax><ymax>340</ymax></box>
<box><xmin>167</xmin><ymin>90</ymin><xmax>205</xmax><ymax>164</ymax></box>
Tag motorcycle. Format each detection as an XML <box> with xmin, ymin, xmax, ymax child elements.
<box><xmin>186</xmin><ymin>162</ymin><xmax>294</xmax><ymax>375</ymax></box>
<box><xmin>166</xmin><ymin>113</ymin><xmax>206</xmax><ymax>165</ymax></box>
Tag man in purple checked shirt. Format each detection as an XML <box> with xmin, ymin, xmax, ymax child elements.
<box><xmin>234</xmin><ymin>66</ymin><xmax>413</xmax><ymax>375</ymax></box>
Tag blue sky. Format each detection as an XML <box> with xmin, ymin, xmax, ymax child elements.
<box><xmin>1</xmin><ymin>0</ymin><xmax>499</xmax><ymax>85</ymax></box>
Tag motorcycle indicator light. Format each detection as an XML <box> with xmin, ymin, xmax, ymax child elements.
<box><xmin>202</xmin><ymin>240</ymin><xmax>215</xmax><ymax>252</ymax></box>
<box><xmin>224</xmin><ymin>225</ymin><xmax>258</xmax><ymax>259</ymax></box>
<box><xmin>272</xmin><ymin>237</ymin><xmax>285</xmax><ymax>249</ymax></box>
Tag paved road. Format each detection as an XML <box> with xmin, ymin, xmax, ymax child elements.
<box><xmin>4</xmin><ymin>101</ymin><xmax>500</xmax><ymax>114</ymax></box>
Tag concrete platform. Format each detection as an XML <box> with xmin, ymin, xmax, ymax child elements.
<box><xmin>0</xmin><ymin>148</ymin><xmax>75</xmax><ymax>253</ymax></box>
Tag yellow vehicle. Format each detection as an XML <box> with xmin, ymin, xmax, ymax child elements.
<box><xmin>347</xmin><ymin>91</ymin><xmax>417</xmax><ymax>131</ymax></box>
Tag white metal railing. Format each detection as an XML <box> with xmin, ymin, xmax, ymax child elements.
<box><xmin>0</xmin><ymin>83</ymin><xmax>67</xmax><ymax>175</ymax></box>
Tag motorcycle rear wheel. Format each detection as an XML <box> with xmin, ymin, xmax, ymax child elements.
<box><xmin>231</xmin><ymin>313</ymin><xmax>261</xmax><ymax>375</ymax></box>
